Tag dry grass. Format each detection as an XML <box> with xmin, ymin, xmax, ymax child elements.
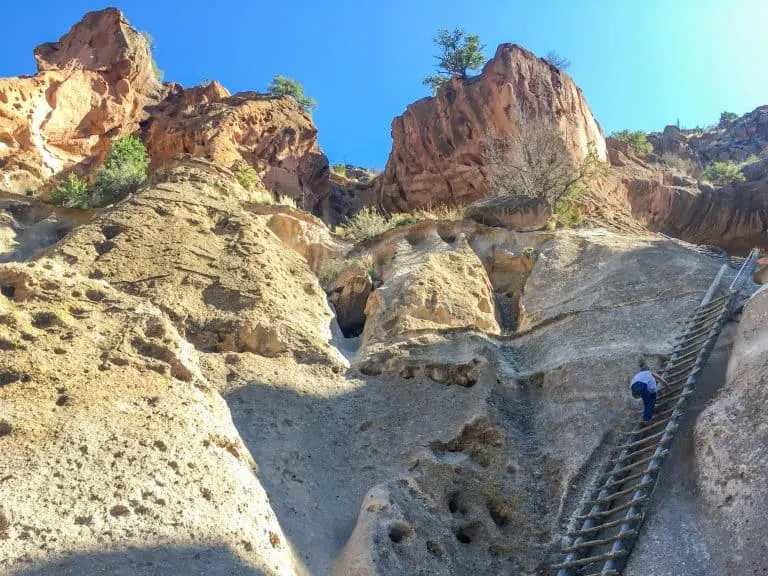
<box><xmin>277</xmin><ymin>195</ymin><xmax>297</xmax><ymax>208</ymax></box>
<box><xmin>251</xmin><ymin>188</ymin><xmax>275</xmax><ymax>205</ymax></box>
<box><xmin>343</xmin><ymin>208</ymin><xmax>392</xmax><ymax>241</ymax></box>
<box><xmin>416</xmin><ymin>203</ymin><xmax>466</xmax><ymax>221</ymax></box>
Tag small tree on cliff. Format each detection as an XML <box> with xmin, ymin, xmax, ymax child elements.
<box><xmin>544</xmin><ymin>50</ymin><xmax>571</xmax><ymax>71</ymax></box>
<box><xmin>268</xmin><ymin>75</ymin><xmax>317</xmax><ymax>112</ymax></box>
<box><xmin>719</xmin><ymin>111</ymin><xmax>739</xmax><ymax>127</ymax></box>
<box><xmin>484</xmin><ymin>106</ymin><xmax>607</xmax><ymax>225</ymax></box>
<box><xmin>422</xmin><ymin>28</ymin><xmax>486</xmax><ymax>94</ymax></box>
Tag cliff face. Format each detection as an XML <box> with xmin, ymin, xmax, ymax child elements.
<box><xmin>375</xmin><ymin>44</ymin><xmax>607</xmax><ymax>212</ymax></box>
<box><xmin>142</xmin><ymin>83</ymin><xmax>330</xmax><ymax>210</ymax></box>
<box><xmin>0</xmin><ymin>9</ymin><xmax>331</xmax><ymax>211</ymax></box>
<box><xmin>606</xmin><ymin>124</ymin><xmax>768</xmax><ymax>254</ymax></box>
<box><xmin>0</xmin><ymin>8</ymin><xmax>166</xmax><ymax>193</ymax></box>
<box><xmin>695</xmin><ymin>286</ymin><xmax>768</xmax><ymax>573</ymax></box>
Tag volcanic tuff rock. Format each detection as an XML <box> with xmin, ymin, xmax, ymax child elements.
<box><xmin>0</xmin><ymin>153</ymin><xmax>758</xmax><ymax>574</ymax></box>
<box><xmin>47</xmin><ymin>156</ymin><xmax>342</xmax><ymax>364</ymax></box>
<box><xmin>0</xmin><ymin>261</ymin><xmax>300</xmax><ymax>575</ymax></box>
<box><xmin>0</xmin><ymin>8</ymin><xmax>166</xmax><ymax>193</ymax></box>
<box><xmin>694</xmin><ymin>286</ymin><xmax>768</xmax><ymax>573</ymax></box>
<box><xmin>606</xmin><ymin>132</ymin><xmax>768</xmax><ymax>254</ymax></box>
<box><xmin>141</xmin><ymin>83</ymin><xmax>331</xmax><ymax>210</ymax></box>
<box><xmin>375</xmin><ymin>44</ymin><xmax>607</xmax><ymax>212</ymax></box>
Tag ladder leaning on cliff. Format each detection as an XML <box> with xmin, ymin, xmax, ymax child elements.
<box><xmin>550</xmin><ymin>248</ymin><xmax>759</xmax><ymax>576</ymax></box>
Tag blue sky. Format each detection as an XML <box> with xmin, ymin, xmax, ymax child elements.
<box><xmin>1</xmin><ymin>1</ymin><xmax>766</xmax><ymax>169</ymax></box>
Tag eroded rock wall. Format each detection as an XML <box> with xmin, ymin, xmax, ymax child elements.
<box><xmin>0</xmin><ymin>8</ymin><xmax>166</xmax><ymax>193</ymax></box>
<box><xmin>376</xmin><ymin>44</ymin><xmax>607</xmax><ymax>212</ymax></box>
<box><xmin>695</xmin><ymin>286</ymin><xmax>768</xmax><ymax>573</ymax></box>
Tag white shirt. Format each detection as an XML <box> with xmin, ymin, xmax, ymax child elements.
<box><xmin>630</xmin><ymin>370</ymin><xmax>659</xmax><ymax>393</ymax></box>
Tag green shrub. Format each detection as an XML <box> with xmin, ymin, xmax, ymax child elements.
<box><xmin>317</xmin><ymin>257</ymin><xmax>361</xmax><ymax>286</ymax></box>
<box><xmin>331</xmin><ymin>164</ymin><xmax>347</xmax><ymax>177</ymax></box>
<box><xmin>344</xmin><ymin>208</ymin><xmax>392</xmax><ymax>241</ymax></box>
<box><xmin>268</xmin><ymin>75</ymin><xmax>317</xmax><ymax>112</ymax></box>
<box><xmin>719</xmin><ymin>111</ymin><xmax>738</xmax><ymax>126</ymax></box>
<box><xmin>51</xmin><ymin>174</ymin><xmax>89</xmax><ymax>208</ymax></box>
<box><xmin>390</xmin><ymin>213</ymin><xmax>417</xmax><ymax>227</ymax></box>
<box><xmin>234</xmin><ymin>163</ymin><xmax>260</xmax><ymax>191</ymax></box>
<box><xmin>554</xmin><ymin>141</ymin><xmax>608</xmax><ymax>228</ymax></box>
<box><xmin>611</xmin><ymin>130</ymin><xmax>653</xmax><ymax>153</ymax></box>
<box><xmin>93</xmin><ymin>135</ymin><xmax>149</xmax><ymax>205</ymax></box>
<box><xmin>741</xmin><ymin>155</ymin><xmax>759</xmax><ymax>167</ymax></box>
<box><xmin>702</xmin><ymin>161</ymin><xmax>746</xmax><ymax>186</ymax></box>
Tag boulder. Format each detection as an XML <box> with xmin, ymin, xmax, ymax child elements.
<box><xmin>464</xmin><ymin>195</ymin><xmax>551</xmax><ymax>231</ymax></box>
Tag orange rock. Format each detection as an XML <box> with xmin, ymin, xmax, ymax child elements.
<box><xmin>375</xmin><ymin>44</ymin><xmax>607</xmax><ymax>212</ymax></box>
<box><xmin>142</xmin><ymin>85</ymin><xmax>330</xmax><ymax>210</ymax></box>
<box><xmin>0</xmin><ymin>8</ymin><xmax>166</xmax><ymax>194</ymax></box>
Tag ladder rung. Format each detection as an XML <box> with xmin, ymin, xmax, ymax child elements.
<box><xmin>610</xmin><ymin>438</ymin><xmax>671</xmax><ymax>463</ymax></box>
<box><xmin>551</xmin><ymin>549</ymin><xmax>629</xmax><ymax>570</ymax></box>
<box><xmin>655</xmin><ymin>389</ymin><xmax>694</xmax><ymax>407</ymax></box>
<box><xmin>674</xmin><ymin>333</ymin><xmax>710</xmax><ymax>353</ymax></box>
<box><xmin>584</xmin><ymin>480</ymin><xmax>653</xmax><ymax>505</ymax></box>
<box><xmin>563</xmin><ymin>530</ymin><xmax>637</xmax><ymax>553</ymax></box>
<box><xmin>630</xmin><ymin>415</ymin><xmax>675</xmax><ymax>435</ymax></box>
<box><xmin>568</xmin><ymin>513</ymin><xmax>642</xmax><ymax>537</ymax></box>
<box><xmin>575</xmin><ymin>496</ymin><xmax>647</xmax><ymax>520</ymax></box>
<box><xmin>618</xmin><ymin>427</ymin><xmax>674</xmax><ymax>450</ymax></box>
<box><xmin>599</xmin><ymin>451</ymin><xmax>668</xmax><ymax>480</ymax></box>
<box><xmin>667</xmin><ymin>346</ymin><xmax>703</xmax><ymax>365</ymax></box>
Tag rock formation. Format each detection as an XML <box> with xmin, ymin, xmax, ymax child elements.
<box><xmin>0</xmin><ymin>8</ymin><xmax>165</xmax><ymax>193</ymax></box>
<box><xmin>606</xmin><ymin>130</ymin><xmax>768</xmax><ymax>254</ymax></box>
<box><xmin>375</xmin><ymin>44</ymin><xmax>607</xmax><ymax>212</ymax></box>
<box><xmin>2</xmin><ymin>7</ymin><xmax>768</xmax><ymax>576</ymax></box>
<box><xmin>0</xmin><ymin>9</ymin><xmax>331</xmax><ymax>216</ymax></box>
<box><xmin>141</xmin><ymin>83</ymin><xmax>330</xmax><ymax>209</ymax></box>
<box><xmin>694</xmin><ymin>286</ymin><xmax>768</xmax><ymax>573</ymax></box>
<box><xmin>0</xmin><ymin>260</ymin><xmax>300</xmax><ymax>575</ymax></box>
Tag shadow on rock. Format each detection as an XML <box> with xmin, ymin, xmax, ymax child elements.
<box><xmin>8</xmin><ymin>545</ymin><xmax>269</xmax><ymax>576</ymax></box>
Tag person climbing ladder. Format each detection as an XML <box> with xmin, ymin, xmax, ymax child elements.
<box><xmin>630</xmin><ymin>359</ymin><xmax>668</xmax><ymax>422</ymax></box>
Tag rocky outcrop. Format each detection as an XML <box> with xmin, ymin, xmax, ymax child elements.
<box><xmin>141</xmin><ymin>83</ymin><xmax>331</xmax><ymax>210</ymax></box>
<box><xmin>0</xmin><ymin>261</ymin><xmax>300</xmax><ymax>575</ymax></box>
<box><xmin>649</xmin><ymin>107</ymin><xmax>768</xmax><ymax>165</ymax></box>
<box><xmin>0</xmin><ymin>8</ymin><xmax>165</xmax><ymax>193</ymax></box>
<box><xmin>48</xmin><ymin>156</ymin><xmax>342</xmax><ymax>365</ymax></box>
<box><xmin>375</xmin><ymin>44</ymin><xmax>606</xmax><ymax>212</ymax></box>
<box><xmin>361</xmin><ymin>231</ymin><xmax>500</xmax><ymax>347</ymax></box>
<box><xmin>334</xmin><ymin>227</ymin><xmax>739</xmax><ymax>575</ymax></box>
<box><xmin>694</xmin><ymin>286</ymin><xmax>768</xmax><ymax>573</ymax></box>
<box><xmin>606</xmin><ymin>136</ymin><xmax>768</xmax><ymax>254</ymax></box>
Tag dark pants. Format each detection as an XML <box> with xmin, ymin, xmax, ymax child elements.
<box><xmin>631</xmin><ymin>381</ymin><xmax>657</xmax><ymax>421</ymax></box>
